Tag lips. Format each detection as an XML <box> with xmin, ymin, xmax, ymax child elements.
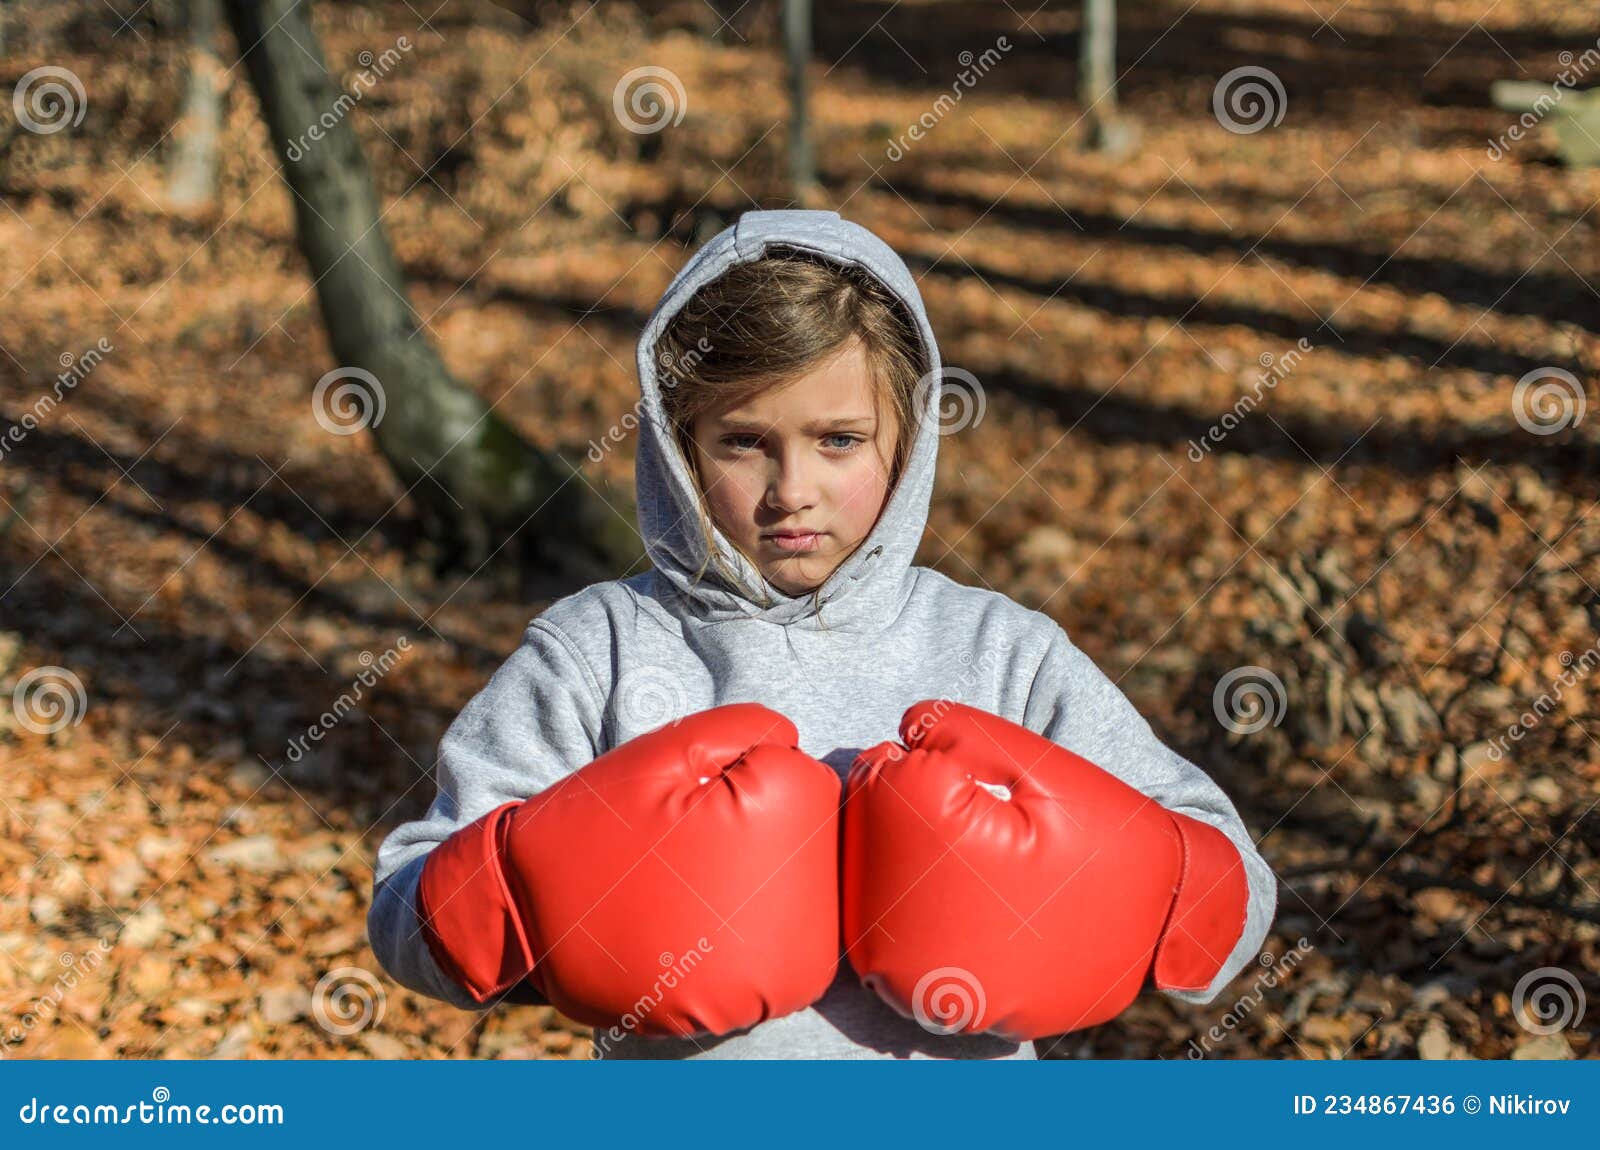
<box><xmin>764</xmin><ymin>530</ymin><xmax>824</xmax><ymax>553</ymax></box>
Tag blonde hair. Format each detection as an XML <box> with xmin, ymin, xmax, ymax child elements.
<box><xmin>655</xmin><ymin>246</ymin><xmax>927</xmax><ymax>623</ymax></box>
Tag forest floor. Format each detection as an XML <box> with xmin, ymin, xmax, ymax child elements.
<box><xmin>0</xmin><ymin>0</ymin><xmax>1597</xmax><ymax>1059</ymax></box>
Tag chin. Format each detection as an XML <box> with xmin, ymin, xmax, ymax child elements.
<box><xmin>768</xmin><ymin>576</ymin><xmax>821</xmax><ymax>597</ymax></box>
<box><xmin>763</xmin><ymin>560</ymin><xmax>833</xmax><ymax>597</ymax></box>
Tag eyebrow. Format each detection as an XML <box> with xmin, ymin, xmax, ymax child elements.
<box><xmin>715</xmin><ymin>416</ymin><xmax>877</xmax><ymax>433</ymax></box>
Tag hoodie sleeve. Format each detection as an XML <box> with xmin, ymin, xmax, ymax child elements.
<box><xmin>367</xmin><ymin>619</ymin><xmax>605</xmax><ymax>1010</ymax></box>
<box><xmin>1020</xmin><ymin>621</ymin><xmax>1278</xmax><ymax>1008</ymax></box>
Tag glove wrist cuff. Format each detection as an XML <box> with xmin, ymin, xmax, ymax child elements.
<box><xmin>1151</xmin><ymin>810</ymin><xmax>1250</xmax><ymax>994</ymax></box>
<box><xmin>416</xmin><ymin>801</ymin><xmax>536</xmax><ymax>1004</ymax></box>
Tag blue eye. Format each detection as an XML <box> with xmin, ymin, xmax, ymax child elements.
<box><xmin>720</xmin><ymin>433</ymin><xmax>863</xmax><ymax>452</ymax></box>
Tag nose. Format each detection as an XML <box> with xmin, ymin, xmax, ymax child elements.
<box><xmin>763</xmin><ymin>445</ymin><xmax>820</xmax><ymax>514</ymax></box>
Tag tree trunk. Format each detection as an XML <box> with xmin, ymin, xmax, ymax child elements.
<box><xmin>783</xmin><ymin>0</ymin><xmax>817</xmax><ymax>201</ymax></box>
<box><xmin>1079</xmin><ymin>0</ymin><xmax>1137</xmax><ymax>155</ymax></box>
<box><xmin>168</xmin><ymin>0</ymin><xmax>222</xmax><ymax>209</ymax></box>
<box><xmin>220</xmin><ymin>0</ymin><xmax>640</xmax><ymax>583</ymax></box>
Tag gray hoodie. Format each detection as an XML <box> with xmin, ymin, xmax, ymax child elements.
<box><xmin>368</xmin><ymin>209</ymin><xmax>1278</xmax><ymax>1060</ymax></box>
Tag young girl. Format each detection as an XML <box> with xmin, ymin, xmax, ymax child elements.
<box><xmin>369</xmin><ymin>209</ymin><xmax>1277</xmax><ymax>1059</ymax></box>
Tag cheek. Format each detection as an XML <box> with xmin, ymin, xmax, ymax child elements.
<box><xmin>698</xmin><ymin>458</ymin><xmax>762</xmax><ymax>532</ymax></box>
<box><xmin>833</xmin><ymin>457</ymin><xmax>891</xmax><ymax>528</ymax></box>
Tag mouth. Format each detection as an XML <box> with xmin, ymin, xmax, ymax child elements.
<box><xmin>763</xmin><ymin>530</ymin><xmax>825</xmax><ymax>553</ymax></box>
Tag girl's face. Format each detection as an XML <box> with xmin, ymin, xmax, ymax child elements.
<box><xmin>687</xmin><ymin>339</ymin><xmax>899</xmax><ymax>596</ymax></box>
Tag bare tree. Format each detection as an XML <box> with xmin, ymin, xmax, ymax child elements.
<box><xmin>1080</xmin><ymin>0</ymin><xmax>1137</xmax><ymax>155</ymax></box>
<box><xmin>168</xmin><ymin>0</ymin><xmax>223</xmax><ymax>209</ymax></box>
<box><xmin>221</xmin><ymin>0</ymin><xmax>640</xmax><ymax>582</ymax></box>
<box><xmin>783</xmin><ymin>0</ymin><xmax>817</xmax><ymax>201</ymax></box>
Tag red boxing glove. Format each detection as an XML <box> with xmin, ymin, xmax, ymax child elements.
<box><xmin>416</xmin><ymin>703</ymin><xmax>841</xmax><ymax>1038</ymax></box>
<box><xmin>843</xmin><ymin>700</ymin><xmax>1249</xmax><ymax>1042</ymax></box>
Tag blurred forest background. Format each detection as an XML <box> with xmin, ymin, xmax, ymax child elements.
<box><xmin>0</xmin><ymin>0</ymin><xmax>1597</xmax><ymax>1059</ymax></box>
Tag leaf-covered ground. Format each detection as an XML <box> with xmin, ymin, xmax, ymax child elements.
<box><xmin>0</xmin><ymin>0</ymin><xmax>1596</xmax><ymax>1059</ymax></box>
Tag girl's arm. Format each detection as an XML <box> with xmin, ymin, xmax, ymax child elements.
<box><xmin>367</xmin><ymin>619</ymin><xmax>604</xmax><ymax>1010</ymax></box>
<box><xmin>1021</xmin><ymin>622</ymin><xmax>1279</xmax><ymax>1007</ymax></box>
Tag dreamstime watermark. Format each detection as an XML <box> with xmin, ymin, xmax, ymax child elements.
<box><xmin>312</xmin><ymin>367</ymin><xmax>385</xmax><ymax>436</ymax></box>
<box><xmin>1187</xmin><ymin>338</ymin><xmax>1313</xmax><ymax>461</ymax></box>
<box><xmin>11</xmin><ymin>666</ymin><xmax>88</xmax><ymax>735</ymax></box>
<box><xmin>0</xmin><ymin>338</ymin><xmax>113</xmax><ymax>463</ymax></box>
<box><xmin>884</xmin><ymin>36</ymin><xmax>1013</xmax><ymax>162</ymax></box>
<box><xmin>284</xmin><ymin>637</ymin><xmax>411</xmax><ymax>763</ymax></box>
<box><xmin>1184</xmin><ymin>937</ymin><xmax>1313</xmax><ymax>1058</ymax></box>
<box><xmin>1212</xmin><ymin>66</ymin><xmax>1287</xmax><ymax>134</ymax></box>
<box><xmin>1511</xmin><ymin>366</ymin><xmax>1586</xmax><ymax>436</ymax></box>
<box><xmin>613</xmin><ymin>664</ymin><xmax>691</xmax><ymax>733</ymax></box>
<box><xmin>0</xmin><ymin>938</ymin><xmax>115</xmax><ymax>1059</ymax></box>
<box><xmin>1485</xmin><ymin>640</ymin><xmax>1600</xmax><ymax>762</ymax></box>
<box><xmin>284</xmin><ymin>37</ymin><xmax>414</xmax><ymax>162</ymax></box>
<box><xmin>865</xmin><ymin>663</ymin><xmax>1021</xmax><ymax>790</ymax></box>
<box><xmin>1511</xmin><ymin>966</ymin><xmax>1586</xmax><ymax>1036</ymax></box>
<box><xmin>311</xmin><ymin>967</ymin><xmax>386</xmax><ymax>1036</ymax></box>
<box><xmin>885</xmin><ymin>654</ymin><xmax>1005</xmax><ymax>758</ymax></box>
<box><xmin>11</xmin><ymin>65</ymin><xmax>86</xmax><ymax>134</ymax></box>
<box><xmin>949</xmin><ymin>646</ymin><xmax>1006</xmax><ymax>708</ymax></box>
<box><xmin>589</xmin><ymin>940</ymin><xmax>716</xmax><ymax>1057</ymax></box>
<box><xmin>656</xmin><ymin>337</ymin><xmax>712</xmax><ymax>390</ymax></box>
<box><xmin>1487</xmin><ymin>40</ymin><xmax>1600</xmax><ymax>160</ymax></box>
<box><xmin>909</xmin><ymin>965</ymin><xmax>987</xmax><ymax>1035</ymax></box>
<box><xmin>588</xmin><ymin>338</ymin><xmax>711</xmax><ymax>464</ymax></box>
<box><xmin>913</xmin><ymin>366</ymin><xmax>986</xmax><ymax>435</ymax></box>
<box><xmin>613</xmin><ymin>66</ymin><xmax>686</xmax><ymax>135</ymax></box>
<box><xmin>16</xmin><ymin>1087</ymin><xmax>283</xmax><ymax>1126</ymax></box>
<box><xmin>861</xmin><ymin>693</ymin><xmax>973</xmax><ymax>771</ymax></box>
<box><xmin>1213</xmin><ymin>665</ymin><xmax>1287</xmax><ymax>734</ymax></box>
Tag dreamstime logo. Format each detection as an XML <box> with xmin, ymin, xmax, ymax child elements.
<box><xmin>891</xmin><ymin>661</ymin><xmax>1003</xmax><ymax>756</ymax></box>
<box><xmin>1188</xmin><ymin>338</ymin><xmax>1313</xmax><ymax>461</ymax></box>
<box><xmin>12</xmin><ymin>66</ymin><xmax>87</xmax><ymax>134</ymax></box>
<box><xmin>909</xmin><ymin>966</ymin><xmax>986</xmax><ymax>1035</ymax></box>
<box><xmin>311</xmin><ymin>967</ymin><xmax>385</xmax><ymax>1036</ymax></box>
<box><xmin>1486</xmin><ymin>640</ymin><xmax>1600</xmax><ymax>762</ymax></box>
<box><xmin>284</xmin><ymin>36</ymin><xmax>413</xmax><ymax>162</ymax></box>
<box><xmin>656</xmin><ymin>338</ymin><xmax>712</xmax><ymax>391</ymax></box>
<box><xmin>587</xmin><ymin>337</ymin><xmax>712</xmax><ymax>464</ymax></box>
<box><xmin>1512</xmin><ymin>366</ymin><xmax>1586</xmax><ymax>435</ymax></box>
<box><xmin>284</xmin><ymin>637</ymin><xmax>411</xmax><ymax>763</ymax></box>
<box><xmin>12</xmin><ymin>666</ymin><xmax>87</xmax><ymax>734</ymax></box>
<box><xmin>1212</xmin><ymin>665</ymin><xmax>1287</xmax><ymax>734</ymax></box>
<box><xmin>16</xmin><ymin>1086</ymin><xmax>283</xmax><ymax>1125</ymax></box>
<box><xmin>1487</xmin><ymin>40</ymin><xmax>1600</xmax><ymax>160</ymax></box>
<box><xmin>616</xmin><ymin>666</ymin><xmax>690</xmax><ymax>732</ymax></box>
<box><xmin>1512</xmin><ymin>966</ymin><xmax>1586</xmax><ymax>1036</ymax></box>
<box><xmin>613</xmin><ymin>66</ymin><xmax>686</xmax><ymax>135</ymax></box>
<box><xmin>0</xmin><ymin>338</ymin><xmax>113</xmax><ymax>463</ymax></box>
<box><xmin>1184</xmin><ymin>937</ymin><xmax>1313</xmax><ymax>1058</ymax></box>
<box><xmin>884</xmin><ymin>36</ymin><xmax>1013</xmax><ymax>161</ymax></box>
<box><xmin>914</xmin><ymin>366</ymin><xmax>986</xmax><ymax>435</ymax></box>
<box><xmin>312</xmin><ymin>367</ymin><xmax>385</xmax><ymax>436</ymax></box>
<box><xmin>947</xmin><ymin>647</ymin><xmax>1006</xmax><ymax>710</ymax></box>
<box><xmin>1212</xmin><ymin>66</ymin><xmax>1287</xmax><ymax>134</ymax></box>
<box><xmin>589</xmin><ymin>939</ymin><xmax>715</xmax><ymax>1058</ymax></box>
<box><xmin>0</xmin><ymin>938</ymin><xmax>115</xmax><ymax>1059</ymax></box>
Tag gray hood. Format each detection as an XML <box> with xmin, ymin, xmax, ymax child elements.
<box><xmin>633</xmin><ymin>209</ymin><xmax>944</xmax><ymax>632</ymax></box>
